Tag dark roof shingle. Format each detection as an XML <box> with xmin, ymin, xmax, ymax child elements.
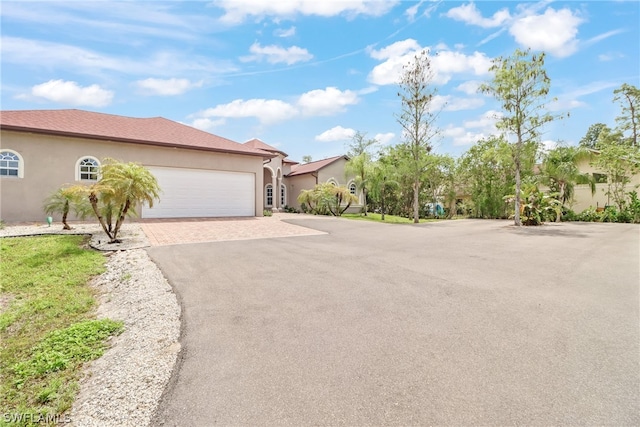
<box><xmin>0</xmin><ymin>109</ymin><xmax>270</xmax><ymax>157</ymax></box>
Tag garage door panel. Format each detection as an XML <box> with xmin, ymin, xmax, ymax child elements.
<box><xmin>142</xmin><ymin>167</ymin><xmax>255</xmax><ymax>218</ymax></box>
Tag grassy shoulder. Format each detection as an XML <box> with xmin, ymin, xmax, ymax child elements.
<box><xmin>342</xmin><ymin>213</ymin><xmax>442</xmax><ymax>224</ymax></box>
<box><xmin>0</xmin><ymin>235</ymin><xmax>123</xmax><ymax>424</ymax></box>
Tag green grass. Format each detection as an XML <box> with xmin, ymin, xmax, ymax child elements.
<box><xmin>342</xmin><ymin>212</ymin><xmax>441</xmax><ymax>224</ymax></box>
<box><xmin>0</xmin><ymin>235</ymin><xmax>123</xmax><ymax>426</ymax></box>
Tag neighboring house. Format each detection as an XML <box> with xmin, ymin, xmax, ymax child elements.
<box><xmin>286</xmin><ymin>155</ymin><xmax>362</xmax><ymax>213</ymax></box>
<box><xmin>571</xmin><ymin>151</ymin><xmax>640</xmax><ymax>212</ymax></box>
<box><xmin>243</xmin><ymin>138</ymin><xmax>362</xmax><ymax>212</ymax></box>
<box><xmin>0</xmin><ymin>109</ymin><xmax>272</xmax><ymax>222</ymax></box>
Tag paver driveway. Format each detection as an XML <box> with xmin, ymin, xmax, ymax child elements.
<box><xmin>140</xmin><ymin>214</ymin><xmax>325</xmax><ymax>246</ymax></box>
<box><xmin>147</xmin><ymin>219</ymin><xmax>639</xmax><ymax>426</ymax></box>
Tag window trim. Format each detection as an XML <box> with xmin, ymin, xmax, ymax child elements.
<box><xmin>0</xmin><ymin>149</ymin><xmax>24</xmax><ymax>178</ymax></box>
<box><xmin>348</xmin><ymin>181</ymin><xmax>357</xmax><ymax>195</ymax></box>
<box><xmin>280</xmin><ymin>183</ymin><xmax>286</xmax><ymax>206</ymax></box>
<box><xmin>265</xmin><ymin>183</ymin><xmax>273</xmax><ymax>207</ymax></box>
<box><xmin>75</xmin><ymin>156</ymin><xmax>101</xmax><ymax>182</ymax></box>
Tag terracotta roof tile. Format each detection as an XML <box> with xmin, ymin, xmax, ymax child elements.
<box><xmin>287</xmin><ymin>155</ymin><xmax>347</xmax><ymax>177</ymax></box>
<box><xmin>0</xmin><ymin>109</ymin><xmax>270</xmax><ymax>157</ymax></box>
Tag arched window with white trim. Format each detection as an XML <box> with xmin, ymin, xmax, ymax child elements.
<box><xmin>349</xmin><ymin>182</ymin><xmax>357</xmax><ymax>195</ymax></box>
<box><xmin>280</xmin><ymin>184</ymin><xmax>286</xmax><ymax>206</ymax></box>
<box><xmin>0</xmin><ymin>150</ymin><xmax>24</xmax><ymax>178</ymax></box>
<box><xmin>265</xmin><ymin>184</ymin><xmax>273</xmax><ymax>207</ymax></box>
<box><xmin>76</xmin><ymin>156</ymin><xmax>100</xmax><ymax>181</ymax></box>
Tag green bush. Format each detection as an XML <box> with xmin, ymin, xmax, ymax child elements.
<box><xmin>562</xmin><ymin>209</ymin><xmax>577</xmax><ymax>222</ymax></box>
<box><xmin>599</xmin><ymin>206</ymin><xmax>618</xmax><ymax>223</ymax></box>
<box><xmin>263</xmin><ymin>209</ymin><xmax>273</xmax><ymax>217</ymax></box>
<box><xmin>576</xmin><ymin>207</ymin><xmax>600</xmax><ymax>222</ymax></box>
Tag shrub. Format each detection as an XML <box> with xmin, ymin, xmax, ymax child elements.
<box><xmin>599</xmin><ymin>206</ymin><xmax>618</xmax><ymax>223</ymax></box>
<box><xmin>263</xmin><ymin>209</ymin><xmax>273</xmax><ymax>217</ymax></box>
<box><xmin>562</xmin><ymin>209</ymin><xmax>577</xmax><ymax>222</ymax></box>
<box><xmin>576</xmin><ymin>207</ymin><xmax>600</xmax><ymax>222</ymax></box>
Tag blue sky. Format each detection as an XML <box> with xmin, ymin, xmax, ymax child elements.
<box><xmin>1</xmin><ymin>1</ymin><xmax>638</xmax><ymax>162</ymax></box>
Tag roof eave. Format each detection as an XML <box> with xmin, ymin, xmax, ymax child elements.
<box><xmin>1</xmin><ymin>125</ymin><xmax>272</xmax><ymax>158</ymax></box>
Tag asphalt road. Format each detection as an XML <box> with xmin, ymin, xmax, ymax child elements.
<box><xmin>147</xmin><ymin>218</ymin><xmax>639</xmax><ymax>426</ymax></box>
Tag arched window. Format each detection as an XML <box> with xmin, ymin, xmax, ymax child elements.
<box><xmin>0</xmin><ymin>150</ymin><xmax>23</xmax><ymax>178</ymax></box>
<box><xmin>280</xmin><ymin>184</ymin><xmax>286</xmax><ymax>206</ymax></box>
<box><xmin>76</xmin><ymin>157</ymin><xmax>100</xmax><ymax>181</ymax></box>
<box><xmin>349</xmin><ymin>182</ymin><xmax>357</xmax><ymax>195</ymax></box>
<box><xmin>327</xmin><ymin>179</ymin><xmax>338</xmax><ymax>186</ymax></box>
<box><xmin>265</xmin><ymin>184</ymin><xmax>273</xmax><ymax>207</ymax></box>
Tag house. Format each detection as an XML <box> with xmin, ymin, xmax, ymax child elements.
<box><xmin>0</xmin><ymin>109</ymin><xmax>272</xmax><ymax>222</ymax></box>
<box><xmin>0</xmin><ymin>109</ymin><xmax>361</xmax><ymax>223</ymax></box>
<box><xmin>571</xmin><ymin>150</ymin><xmax>640</xmax><ymax>212</ymax></box>
<box><xmin>243</xmin><ymin>138</ymin><xmax>362</xmax><ymax>213</ymax></box>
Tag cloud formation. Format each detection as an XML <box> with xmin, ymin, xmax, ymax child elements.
<box><xmin>135</xmin><ymin>78</ymin><xmax>202</xmax><ymax>96</ymax></box>
<box><xmin>367</xmin><ymin>39</ymin><xmax>491</xmax><ymax>86</ymax></box>
<box><xmin>315</xmin><ymin>126</ymin><xmax>356</xmax><ymax>142</ymax></box>
<box><xmin>191</xmin><ymin>87</ymin><xmax>360</xmax><ymax>126</ymax></box>
<box><xmin>217</xmin><ymin>0</ymin><xmax>397</xmax><ymax>24</ymax></box>
<box><xmin>241</xmin><ymin>42</ymin><xmax>313</xmax><ymax>65</ymax></box>
<box><xmin>19</xmin><ymin>79</ymin><xmax>113</xmax><ymax>107</ymax></box>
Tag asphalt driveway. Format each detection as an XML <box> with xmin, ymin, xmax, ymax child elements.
<box><xmin>147</xmin><ymin>218</ymin><xmax>639</xmax><ymax>426</ymax></box>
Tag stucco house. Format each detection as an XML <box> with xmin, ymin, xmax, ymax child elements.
<box><xmin>243</xmin><ymin>138</ymin><xmax>362</xmax><ymax>213</ymax></box>
<box><xmin>0</xmin><ymin>109</ymin><xmax>272</xmax><ymax>222</ymax></box>
<box><xmin>0</xmin><ymin>109</ymin><xmax>361</xmax><ymax>223</ymax></box>
<box><xmin>571</xmin><ymin>150</ymin><xmax>640</xmax><ymax>212</ymax></box>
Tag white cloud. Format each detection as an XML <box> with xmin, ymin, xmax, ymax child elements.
<box><xmin>541</xmin><ymin>140</ymin><xmax>557</xmax><ymax>152</ymax></box>
<box><xmin>509</xmin><ymin>8</ymin><xmax>583</xmax><ymax>58</ymax></box>
<box><xmin>598</xmin><ymin>52</ymin><xmax>624</xmax><ymax>62</ymax></box>
<box><xmin>241</xmin><ymin>42</ymin><xmax>313</xmax><ymax>65</ymax></box>
<box><xmin>368</xmin><ymin>39</ymin><xmax>491</xmax><ymax>86</ymax></box>
<box><xmin>21</xmin><ymin>79</ymin><xmax>113</xmax><ymax>107</ymax></box>
<box><xmin>274</xmin><ymin>26</ymin><xmax>296</xmax><ymax>37</ymax></box>
<box><xmin>445</xmin><ymin>2</ymin><xmax>510</xmax><ymax>28</ymax></box>
<box><xmin>456</xmin><ymin>80</ymin><xmax>481</xmax><ymax>95</ymax></box>
<box><xmin>315</xmin><ymin>126</ymin><xmax>356</xmax><ymax>142</ymax></box>
<box><xmin>217</xmin><ymin>0</ymin><xmax>397</xmax><ymax>24</ymax></box>
<box><xmin>432</xmin><ymin>95</ymin><xmax>484</xmax><ymax>111</ymax></box>
<box><xmin>135</xmin><ymin>78</ymin><xmax>202</xmax><ymax>96</ymax></box>
<box><xmin>1</xmin><ymin>36</ymin><xmax>237</xmax><ymax>77</ymax></box>
<box><xmin>298</xmin><ymin>87</ymin><xmax>359</xmax><ymax>116</ymax></box>
<box><xmin>442</xmin><ymin>109</ymin><xmax>503</xmax><ymax>146</ymax></box>
<box><xmin>374</xmin><ymin>132</ymin><xmax>395</xmax><ymax>145</ymax></box>
<box><xmin>191</xmin><ymin>86</ymin><xmax>359</xmax><ymax>126</ymax></box>
<box><xmin>196</xmin><ymin>99</ymin><xmax>298</xmax><ymax>125</ymax></box>
<box><xmin>188</xmin><ymin>118</ymin><xmax>227</xmax><ymax>132</ymax></box>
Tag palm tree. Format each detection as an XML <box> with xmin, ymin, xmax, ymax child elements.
<box><xmin>368</xmin><ymin>161</ymin><xmax>398</xmax><ymax>220</ymax></box>
<box><xmin>541</xmin><ymin>146</ymin><xmax>595</xmax><ymax>221</ymax></box>
<box><xmin>43</xmin><ymin>187</ymin><xmax>90</xmax><ymax>230</ymax></box>
<box><xmin>97</xmin><ymin>159</ymin><xmax>161</xmax><ymax>243</ymax></box>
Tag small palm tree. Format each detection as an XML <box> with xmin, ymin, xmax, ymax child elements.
<box><xmin>43</xmin><ymin>187</ymin><xmax>90</xmax><ymax>230</ymax></box>
<box><xmin>96</xmin><ymin>159</ymin><xmax>161</xmax><ymax>243</ymax></box>
<box><xmin>541</xmin><ymin>146</ymin><xmax>595</xmax><ymax>222</ymax></box>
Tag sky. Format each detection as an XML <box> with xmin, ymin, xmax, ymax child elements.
<box><xmin>1</xmin><ymin>1</ymin><xmax>639</xmax><ymax>162</ymax></box>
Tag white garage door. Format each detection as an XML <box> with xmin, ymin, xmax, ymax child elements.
<box><xmin>142</xmin><ymin>167</ymin><xmax>255</xmax><ymax>218</ymax></box>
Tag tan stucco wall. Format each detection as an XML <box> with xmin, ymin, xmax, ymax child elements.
<box><xmin>284</xmin><ymin>158</ymin><xmax>362</xmax><ymax>212</ymax></box>
<box><xmin>571</xmin><ymin>157</ymin><xmax>640</xmax><ymax>212</ymax></box>
<box><xmin>0</xmin><ymin>130</ymin><xmax>264</xmax><ymax>222</ymax></box>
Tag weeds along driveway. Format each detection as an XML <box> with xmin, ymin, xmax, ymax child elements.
<box><xmin>147</xmin><ymin>219</ymin><xmax>639</xmax><ymax>426</ymax></box>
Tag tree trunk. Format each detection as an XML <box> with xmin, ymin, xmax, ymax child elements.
<box><xmin>111</xmin><ymin>198</ymin><xmax>131</xmax><ymax>243</ymax></box>
<box><xmin>413</xmin><ymin>179</ymin><xmax>420</xmax><ymax>223</ymax></box>
<box><xmin>89</xmin><ymin>192</ymin><xmax>114</xmax><ymax>240</ymax></box>
<box><xmin>556</xmin><ymin>182</ymin><xmax>565</xmax><ymax>222</ymax></box>
<box><xmin>513</xmin><ymin>148</ymin><xmax>522</xmax><ymax>226</ymax></box>
<box><xmin>381</xmin><ymin>189</ymin><xmax>386</xmax><ymax>221</ymax></box>
<box><xmin>62</xmin><ymin>200</ymin><xmax>71</xmax><ymax>230</ymax></box>
<box><xmin>363</xmin><ymin>188</ymin><xmax>368</xmax><ymax>216</ymax></box>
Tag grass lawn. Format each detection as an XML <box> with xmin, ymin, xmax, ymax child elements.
<box><xmin>342</xmin><ymin>213</ymin><xmax>442</xmax><ymax>224</ymax></box>
<box><xmin>0</xmin><ymin>235</ymin><xmax>123</xmax><ymax>425</ymax></box>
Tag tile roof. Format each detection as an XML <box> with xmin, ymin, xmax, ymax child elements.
<box><xmin>287</xmin><ymin>155</ymin><xmax>347</xmax><ymax>177</ymax></box>
<box><xmin>0</xmin><ymin>109</ymin><xmax>271</xmax><ymax>157</ymax></box>
<box><xmin>243</xmin><ymin>138</ymin><xmax>288</xmax><ymax>156</ymax></box>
